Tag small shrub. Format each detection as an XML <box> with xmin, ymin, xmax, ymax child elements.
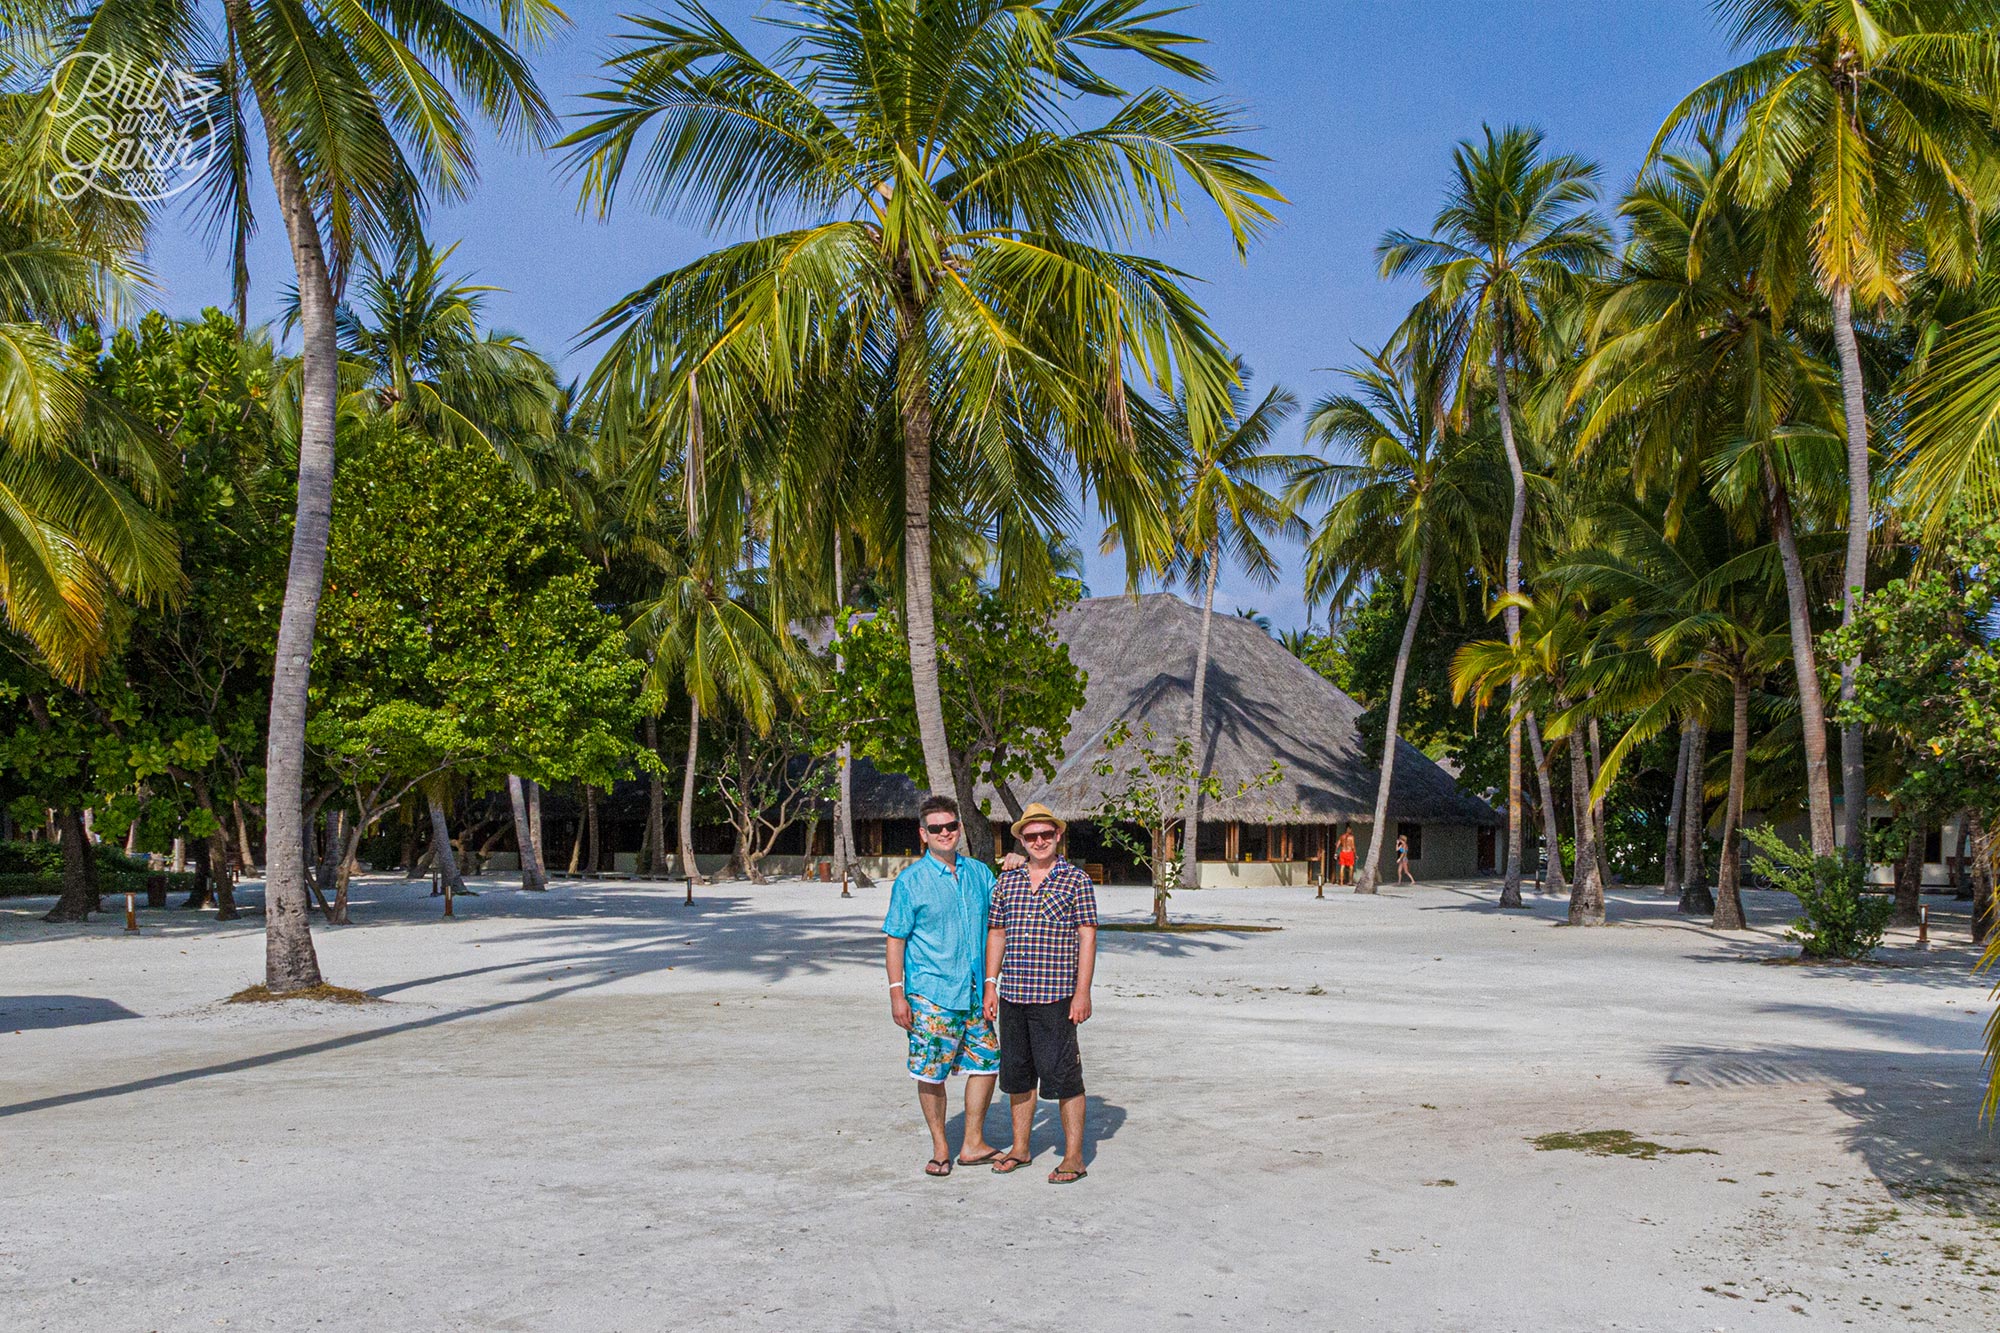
<box><xmin>1744</xmin><ymin>826</ymin><xmax>1893</xmax><ymax>960</ymax></box>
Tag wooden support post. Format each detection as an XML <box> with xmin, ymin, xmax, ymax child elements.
<box><xmin>124</xmin><ymin>890</ymin><xmax>138</xmax><ymax>933</ymax></box>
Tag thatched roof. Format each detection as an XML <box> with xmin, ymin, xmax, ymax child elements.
<box><xmin>837</xmin><ymin>592</ymin><xmax>1498</xmax><ymax>827</ymax></box>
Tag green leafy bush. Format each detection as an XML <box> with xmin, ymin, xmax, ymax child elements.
<box><xmin>0</xmin><ymin>870</ymin><xmax>198</xmax><ymax>899</ymax></box>
<box><xmin>1745</xmin><ymin>827</ymin><xmax>1893</xmax><ymax>959</ymax></box>
<box><xmin>0</xmin><ymin>841</ymin><xmax>152</xmax><ymax>877</ymax></box>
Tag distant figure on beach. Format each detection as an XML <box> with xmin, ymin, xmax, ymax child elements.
<box><xmin>1396</xmin><ymin>834</ymin><xmax>1415</xmax><ymax>885</ymax></box>
<box><xmin>883</xmin><ymin>794</ymin><xmax>1003</xmax><ymax>1178</ymax></box>
<box><xmin>1337</xmin><ymin>827</ymin><xmax>1357</xmax><ymax>886</ymax></box>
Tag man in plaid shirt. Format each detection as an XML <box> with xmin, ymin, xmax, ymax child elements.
<box><xmin>982</xmin><ymin>802</ymin><xmax>1097</xmax><ymax>1184</ymax></box>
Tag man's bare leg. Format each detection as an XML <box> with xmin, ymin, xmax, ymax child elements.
<box><xmin>1053</xmin><ymin>1094</ymin><xmax>1087</xmax><ymax>1178</ymax></box>
<box><xmin>960</xmin><ymin>1074</ymin><xmax>998</xmax><ymax>1161</ymax></box>
<box><xmin>1002</xmin><ymin>1090</ymin><xmax>1035</xmax><ymax>1164</ymax></box>
<box><xmin>917</xmin><ymin>1079</ymin><xmax>951</xmax><ymax>1171</ymax></box>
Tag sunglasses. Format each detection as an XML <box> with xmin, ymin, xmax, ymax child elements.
<box><xmin>923</xmin><ymin>820</ymin><xmax>961</xmax><ymax>835</ymax></box>
<box><xmin>1020</xmin><ymin>828</ymin><xmax>1058</xmax><ymax>843</ymax></box>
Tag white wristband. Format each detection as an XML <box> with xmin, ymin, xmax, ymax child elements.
<box><xmin>888</xmin><ymin>982</ymin><xmax>905</xmax><ymax>991</ymax></box>
<box><xmin>984</xmin><ymin>978</ymin><xmax>999</xmax><ymax>987</ymax></box>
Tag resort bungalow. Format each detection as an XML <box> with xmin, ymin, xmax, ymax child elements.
<box><xmin>838</xmin><ymin>593</ymin><xmax>1501</xmax><ymax>886</ymax></box>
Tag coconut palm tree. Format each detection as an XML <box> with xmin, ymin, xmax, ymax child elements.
<box><xmin>1452</xmin><ymin>588</ymin><xmax>1606</xmax><ymax>925</ymax></box>
<box><xmin>1654</xmin><ymin>0</ymin><xmax>2000</xmax><ymax>861</ymax></box>
<box><xmin>1379</xmin><ymin>123</ymin><xmax>1612</xmax><ymax>907</ymax></box>
<box><xmin>1575</xmin><ymin>144</ymin><xmax>1848</xmax><ymax>856</ymax></box>
<box><xmin>0</xmin><ymin>102</ymin><xmax>179</xmax><ymax>683</ymax></box>
<box><xmin>561</xmin><ymin>0</ymin><xmax>1280</xmax><ymax>803</ymax></box>
<box><xmin>1551</xmin><ymin>498</ymin><xmax>1794</xmax><ymax>928</ymax></box>
<box><xmin>308</xmin><ymin>233</ymin><xmax>559</xmax><ymax>473</ymax></box>
<box><xmin>1290</xmin><ymin>342</ymin><xmax>1503</xmax><ymax>894</ymax></box>
<box><xmin>38</xmin><ymin>0</ymin><xmax>561</xmax><ymax>986</ymax></box>
<box><xmin>1138</xmin><ymin>365</ymin><xmax>1300</xmax><ymax>892</ymax></box>
<box><xmin>630</xmin><ymin>532</ymin><xmax>796</xmax><ymax>905</ymax></box>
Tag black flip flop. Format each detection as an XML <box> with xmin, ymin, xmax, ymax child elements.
<box><xmin>990</xmin><ymin>1155</ymin><xmax>1030</xmax><ymax>1174</ymax></box>
<box><xmin>958</xmin><ymin>1148</ymin><xmax>1004</xmax><ymax>1167</ymax></box>
<box><xmin>924</xmin><ymin>1158</ymin><xmax>952</xmax><ymax>1178</ymax></box>
<box><xmin>1047</xmin><ymin>1167</ymin><xmax>1087</xmax><ymax>1185</ymax></box>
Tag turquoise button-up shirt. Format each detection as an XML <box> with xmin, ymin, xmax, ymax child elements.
<box><xmin>883</xmin><ymin>850</ymin><xmax>997</xmax><ymax>1013</ymax></box>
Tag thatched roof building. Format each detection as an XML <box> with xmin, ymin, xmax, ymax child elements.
<box><xmin>1032</xmin><ymin>593</ymin><xmax>1498</xmax><ymax>828</ymax></box>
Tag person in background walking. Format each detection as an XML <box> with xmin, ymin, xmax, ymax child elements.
<box><xmin>1396</xmin><ymin>833</ymin><xmax>1415</xmax><ymax>885</ymax></box>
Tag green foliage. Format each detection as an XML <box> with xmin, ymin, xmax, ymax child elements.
<box><xmin>1826</xmin><ymin>518</ymin><xmax>2000</xmax><ymax>832</ymax></box>
<box><xmin>1745</xmin><ymin>826</ymin><xmax>1893</xmax><ymax>961</ymax></box>
<box><xmin>828</xmin><ymin>580</ymin><xmax>1087</xmax><ymax>805</ymax></box>
<box><xmin>1089</xmin><ymin>721</ymin><xmax>1282</xmax><ymax>914</ymax></box>
<box><xmin>314</xmin><ymin>425</ymin><xmax>647</xmax><ymax>812</ymax></box>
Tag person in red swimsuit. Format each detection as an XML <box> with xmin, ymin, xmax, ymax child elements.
<box><xmin>1337</xmin><ymin>826</ymin><xmax>1357</xmax><ymax>886</ymax></box>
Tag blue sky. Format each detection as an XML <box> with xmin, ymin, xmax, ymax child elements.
<box><xmin>138</xmin><ymin>0</ymin><xmax>1738</xmax><ymax>630</ymax></box>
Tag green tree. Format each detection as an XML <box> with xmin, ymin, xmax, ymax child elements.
<box><xmin>562</xmin><ymin>0</ymin><xmax>1280</xmax><ymax>807</ymax></box>
<box><xmin>38</xmin><ymin>0</ymin><xmax>563</xmax><ymax>989</ymax></box>
<box><xmin>1133</xmin><ymin>364</ymin><xmax>1301</xmax><ymax>890</ymax></box>
<box><xmin>1379</xmin><ymin>123</ymin><xmax>1612</xmax><ymax>906</ymax></box>
<box><xmin>1654</xmin><ymin>0</ymin><xmax>2000</xmax><ymax>863</ymax></box>
<box><xmin>1089</xmin><ymin>719</ymin><xmax>1279</xmax><ymax>927</ymax></box>
<box><xmin>1290</xmin><ymin>341</ymin><xmax>1502</xmax><ymax>894</ymax></box>
<box><xmin>313</xmin><ymin>425</ymin><xmax>646</xmax><ymax>921</ymax></box>
<box><xmin>828</xmin><ymin>578</ymin><xmax>1088</xmax><ymax>860</ymax></box>
<box><xmin>1576</xmin><ymin>144</ymin><xmax>1847</xmax><ymax>856</ymax></box>
<box><xmin>1453</xmin><ymin>590</ymin><xmax>1607</xmax><ymax>925</ymax></box>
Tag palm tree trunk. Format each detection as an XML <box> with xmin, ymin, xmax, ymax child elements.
<box><xmin>233</xmin><ymin>799</ymin><xmax>256</xmax><ymax>873</ymax></box>
<box><xmin>1713</xmin><ymin>674</ymin><xmax>1752</xmax><ymax>930</ymax></box>
<box><xmin>1680</xmin><ymin>722</ymin><xmax>1713</xmax><ymax>916</ymax></box>
<box><xmin>894</xmin><ymin>287</ymin><xmax>956</xmax><ymax>798</ymax></box>
<box><xmin>528</xmin><ymin>780</ymin><xmax>547</xmax><ymax>885</ymax></box>
<box><xmin>1587</xmin><ymin>716</ymin><xmax>1610</xmax><ymax>866</ymax></box>
<box><xmin>1492</xmin><ymin>352</ymin><xmax>1527</xmax><ymax>909</ymax></box>
<box><xmin>232</xmin><ymin>0</ymin><xmax>328</xmax><ymax>991</ymax></box>
<box><xmin>644</xmin><ymin>715</ymin><xmax>666</xmax><ymax>875</ymax></box>
<box><xmin>1177</xmin><ymin>554</ymin><xmax>1222</xmax><ymax>890</ymax></box>
<box><xmin>43</xmin><ymin>807</ymin><xmax>98</xmax><ymax>923</ymax></box>
<box><xmin>506</xmin><ymin>776</ymin><xmax>544</xmax><ymax>891</ymax></box>
<box><xmin>426</xmin><ymin>794</ymin><xmax>466</xmax><ymax>897</ymax></box>
<box><xmin>680</xmin><ymin>696</ymin><xmax>704</xmax><ymax>903</ymax></box>
<box><xmin>1762</xmin><ymin>450</ymin><xmax>1837</xmax><ymax>856</ymax></box>
<box><xmin>1355</xmin><ymin>543</ymin><xmax>1431</xmax><ymax>894</ymax></box>
<box><xmin>1564</xmin><ymin>735</ymin><xmax>1605</xmax><ymax>926</ymax></box>
<box><xmin>1829</xmin><ymin>283</ymin><xmax>1871</xmax><ymax>866</ymax></box>
<box><xmin>831</xmin><ymin>533</ymin><xmax>865</xmax><ymax>889</ymax></box>
<box><xmin>1526</xmin><ymin>714</ymin><xmax>1567</xmax><ymax>896</ymax></box>
<box><xmin>1662</xmin><ymin>720</ymin><xmax>1691</xmax><ymax>900</ymax></box>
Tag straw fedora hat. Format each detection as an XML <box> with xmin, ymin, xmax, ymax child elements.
<box><xmin>1009</xmin><ymin>802</ymin><xmax>1066</xmax><ymax>840</ymax></box>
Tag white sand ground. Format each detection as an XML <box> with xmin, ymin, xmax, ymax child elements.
<box><xmin>2</xmin><ymin>874</ymin><xmax>1997</xmax><ymax>1333</ymax></box>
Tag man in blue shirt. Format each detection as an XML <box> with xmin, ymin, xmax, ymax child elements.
<box><xmin>884</xmin><ymin>794</ymin><xmax>1004</xmax><ymax>1177</ymax></box>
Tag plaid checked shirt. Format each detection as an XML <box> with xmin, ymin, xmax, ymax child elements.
<box><xmin>989</xmin><ymin>858</ymin><xmax>1098</xmax><ymax>1004</ymax></box>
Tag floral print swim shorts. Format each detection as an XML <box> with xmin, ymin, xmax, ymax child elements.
<box><xmin>906</xmin><ymin>992</ymin><xmax>1001</xmax><ymax>1082</ymax></box>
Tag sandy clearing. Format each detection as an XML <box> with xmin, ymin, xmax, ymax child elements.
<box><xmin>2</xmin><ymin>875</ymin><xmax>1996</xmax><ymax>1332</ymax></box>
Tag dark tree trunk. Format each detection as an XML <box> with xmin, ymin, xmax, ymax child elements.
<box><xmin>584</xmin><ymin>784</ymin><xmax>601</xmax><ymax>878</ymax></box>
<box><xmin>401</xmin><ymin>820</ymin><xmax>420</xmax><ymax>879</ymax></box>
<box><xmin>951</xmin><ymin>748</ymin><xmax>993</xmax><ymax>863</ymax></box>
<box><xmin>426</xmin><ymin>794</ymin><xmax>466</xmax><ymax>897</ymax></box>
<box><xmin>1526</xmin><ymin>714</ymin><xmax>1567</xmax><ymax>896</ymax></box>
<box><xmin>644</xmin><ymin>715</ymin><xmax>666</xmax><ymax>875</ymax></box>
<box><xmin>1493</xmin><ymin>352</ymin><xmax>1527</xmax><ymax>910</ymax></box>
<box><xmin>1971</xmin><ymin>812</ymin><xmax>1994</xmax><ymax>945</ymax></box>
<box><xmin>1891</xmin><ymin>821</ymin><xmax>1924</xmax><ymax>928</ymax></box>
<box><xmin>1564</xmin><ymin>735</ymin><xmax>1605</xmax><ymax>926</ymax></box>
<box><xmin>1662</xmin><ymin>720</ymin><xmax>1691</xmax><ymax>900</ymax></box>
<box><xmin>507</xmin><ymin>775</ymin><xmax>545</xmax><ymax>891</ymax></box>
<box><xmin>1355</xmin><ymin>542</ymin><xmax>1430</xmax><ymax>895</ymax></box>
<box><xmin>680</xmin><ymin>696</ymin><xmax>704</xmax><ymax>902</ymax></box>
<box><xmin>1712</xmin><ymin>675</ymin><xmax>1751</xmax><ymax>931</ymax></box>
<box><xmin>1763</xmin><ymin>450</ymin><xmax>1838</xmax><ymax>856</ymax></box>
<box><xmin>44</xmin><ymin>807</ymin><xmax>99</xmax><ymax>923</ymax></box>
<box><xmin>185</xmin><ymin>835</ymin><xmax>215</xmax><ymax>910</ymax></box>
<box><xmin>528</xmin><ymin>780</ymin><xmax>547</xmax><ymax>885</ymax></box>
<box><xmin>1680</xmin><ymin>723</ymin><xmax>1714</xmax><ymax>916</ymax></box>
